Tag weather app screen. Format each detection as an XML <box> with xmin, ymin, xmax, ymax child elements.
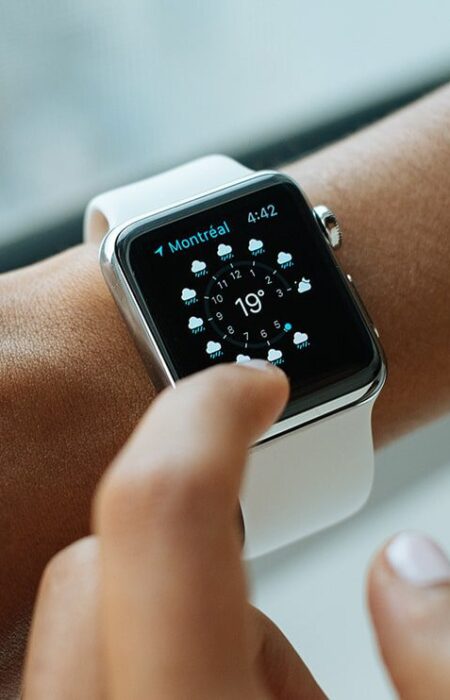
<box><xmin>119</xmin><ymin>180</ymin><xmax>379</xmax><ymax>415</ymax></box>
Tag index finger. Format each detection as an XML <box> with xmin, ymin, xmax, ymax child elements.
<box><xmin>94</xmin><ymin>362</ymin><xmax>288</xmax><ymax>699</ymax></box>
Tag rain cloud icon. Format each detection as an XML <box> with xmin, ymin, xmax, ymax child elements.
<box><xmin>206</xmin><ymin>340</ymin><xmax>222</xmax><ymax>355</ymax></box>
<box><xmin>217</xmin><ymin>243</ymin><xmax>232</xmax><ymax>257</ymax></box>
<box><xmin>181</xmin><ymin>287</ymin><xmax>196</xmax><ymax>302</ymax></box>
<box><xmin>267</xmin><ymin>348</ymin><xmax>283</xmax><ymax>362</ymax></box>
<box><xmin>248</xmin><ymin>238</ymin><xmax>264</xmax><ymax>253</ymax></box>
<box><xmin>294</xmin><ymin>331</ymin><xmax>309</xmax><ymax>345</ymax></box>
<box><xmin>277</xmin><ymin>251</ymin><xmax>292</xmax><ymax>265</ymax></box>
<box><xmin>236</xmin><ymin>354</ymin><xmax>251</xmax><ymax>363</ymax></box>
<box><xmin>188</xmin><ymin>316</ymin><xmax>204</xmax><ymax>331</ymax></box>
<box><xmin>298</xmin><ymin>277</ymin><xmax>312</xmax><ymax>293</ymax></box>
<box><xmin>191</xmin><ymin>260</ymin><xmax>206</xmax><ymax>274</ymax></box>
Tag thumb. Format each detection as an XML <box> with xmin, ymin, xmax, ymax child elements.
<box><xmin>368</xmin><ymin>532</ymin><xmax>450</xmax><ymax>699</ymax></box>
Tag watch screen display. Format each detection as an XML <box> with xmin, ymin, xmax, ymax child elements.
<box><xmin>117</xmin><ymin>175</ymin><xmax>380</xmax><ymax>417</ymax></box>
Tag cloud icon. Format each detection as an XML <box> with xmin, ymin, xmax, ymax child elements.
<box><xmin>277</xmin><ymin>251</ymin><xmax>292</xmax><ymax>265</ymax></box>
<box><xmin>206</xmin><ymin>340</ymin><xmax>222</xmax><ymax>355</ymax></box>
<box><xmin>181</xmin><ymin>287</ymin><xmax>196</xmax><ymax>302</ymax></box>
<box><xmin>267</xmin><ymin>348</ymin><xmax>282</xmax><ymax>362</ymax></box>
<box><xmin>294</xmin><ymin>331</ymin><xmax>309</xmax><ymax>345</ymax></box>
<box><xmin>298</xmin><ymin>277</ymin><xmax>312</xmax><ymax>293</ymax></box>
<box><xmin>248</xmin><ymin>238</ymin><xmax>264</xmax><ymax>252</ymax></box>
<box><xmin>236</xmin><ymin>354</ymin><xmax>251</xmax><ymax>363</ymax></box>
<box><xmin>191</xmin><ymin>260</ymin><xmax>206</xmax><ymax>274</ymax></box>
<box><xmin>217</xmin><ymin>243</ymin><xmax>232</xmax><ymax>257</ymax></box>
<box><xmin>188</xmin><ymin>316</ymin><xmax>203</xmax><ymax>330</ymax></box>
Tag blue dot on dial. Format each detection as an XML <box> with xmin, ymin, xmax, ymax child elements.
<box><xmin>284</xmin><ymin>323</ymin><xmax>292</xmax><ymax>331</ymax></box>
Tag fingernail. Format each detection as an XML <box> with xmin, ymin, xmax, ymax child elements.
<box><xmin>386</xmin><ymin>532</ymin><xmax>450</xmax><ymax>587</ymax></box>
<box><xmin>239</xmin><ymin>359</ymin><xmax>277</xmax><ymax>371</ymax></box>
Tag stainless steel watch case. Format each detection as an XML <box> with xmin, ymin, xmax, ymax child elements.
<box><xmin>99</xmin><ymin>170</ymin><xmax>386</xmax><ymax>445</ymax></box>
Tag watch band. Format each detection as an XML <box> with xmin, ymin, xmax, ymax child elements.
<box><xmin>84</xmin><ymin>155</ymin><xmax>376</xmax><ymax>559</ymax></box>
<box><xmin>84</xmin><ymin>155</ymin><xmax>252</xmax><ymax>244</ymax></box>
<box><xmin>243</xmin><ymin>399</ymin><xmax>374</xmax><ymax>558</ymax></box>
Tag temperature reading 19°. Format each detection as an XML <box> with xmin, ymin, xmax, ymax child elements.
<box><xmin>235</xmin><ymin>289</ymin><xmax>264</xmax><ymax>317</ymax></box>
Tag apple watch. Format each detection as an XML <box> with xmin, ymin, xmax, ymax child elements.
<box><xmin>84</xmin><ymin>155</ymin><xmax>386</xmax><ymax>558</ymax></box>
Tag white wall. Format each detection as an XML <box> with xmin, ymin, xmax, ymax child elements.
<box><xmin>1</xmin><ymin>0</ymin><xmax>449</xmax><ymax>242</ymax></box>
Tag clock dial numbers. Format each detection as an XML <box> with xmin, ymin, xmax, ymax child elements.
<box><xmin>204</xmin><ymin>261</ymin><xmax>292</xmax><ymax>349</ymax></box>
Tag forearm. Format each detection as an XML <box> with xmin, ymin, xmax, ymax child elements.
<box><xmin>284</xmin><ymin>83</ymin><xmax>450</xmax><ymax>445</ymax></box>
<box><xmin>1</xmin><ymin>244</ymin><xmax>153</xmax><ymax>579</ymax></box>
<box><xmin>0</xmin><ymin>246</ymin><xmax>153</xmax><ymax>685</ymax></box>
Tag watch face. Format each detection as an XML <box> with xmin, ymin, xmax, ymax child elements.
<box><xmin>116</xmin><ymin>173</ymin><xmax>381</xmax><ymax>418</ymax></box>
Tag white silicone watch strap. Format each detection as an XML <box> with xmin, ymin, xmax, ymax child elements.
<box><xmin>84</xmin><ymin>154</ymin><xmax>375</xmax><ymax>558</ymax></box>
<box><xmin>243</xmin><ymin>399</ymin><xmax>375</xmax><ymax>558</ymax></box>
<box><xmin>84</xmin><ymin>155</ymin><xmax>252</xmax><ymax>244</ymax></box>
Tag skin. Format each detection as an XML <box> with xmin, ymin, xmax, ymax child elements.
<box><xmin>0</xmin><ymin>83</ymin><xmax>449</xmax><ymax>697</ymax></box>
<box><xmin>22</xmin><ymin>363</ymin><xmax>326</xmax><ymax>699</ymax></box>
<box><xmin>368</xmin><ymin>544</ymin><xmax>450</xmax><ymax>699</ymax></box>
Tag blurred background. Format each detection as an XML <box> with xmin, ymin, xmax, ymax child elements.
<box><xmin>1</xmin><ymin>0</ymin><xmax>449</xmax><ymax>270</ymax></box>
<box><xmin>1</xmin><ymin>3</ymin><xmax>450</xmax><ymax>698</ymax></box>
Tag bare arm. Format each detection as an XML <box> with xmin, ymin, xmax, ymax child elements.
<box><xmin>1</xmin><ymin>84</ymin><xmax>449</xmax><ymax>692</ymax></box>
<box><xmin>285</xmin><ymin>84</ymin><xmax>450</xmax><ymax>444</ymax></box>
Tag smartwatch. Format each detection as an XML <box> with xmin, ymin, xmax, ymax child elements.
<box><xmin>84</xmin><ymin>155</ymin><xmax>386</xmax><ymax>558</ymax></box>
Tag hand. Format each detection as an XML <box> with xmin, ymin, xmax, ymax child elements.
<box><xmin>21</xmin><ymin>363</ymin><xmax>450</xmax><ymax>699</ymax></box>
<box><xmin>22</xmin><ymin>362</ymin><xmax>326</xmax><ymax>699</ymax></box>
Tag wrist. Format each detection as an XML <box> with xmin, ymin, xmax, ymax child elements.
<box><xmin>2</xmin><ymin>242</ymin><xmax>153</xmax><ymax>449</ymax></box>
<box><xmin>0</xmin><ymin>242</ymin><xmax>153</xmax><ymax>652</ymax></box>
<box><xmin>41</xmin><ymin>241</ymin><xmax>154</xmax><ymax>453</ymax></box>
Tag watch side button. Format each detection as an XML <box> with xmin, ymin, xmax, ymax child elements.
<box><xmin>314</xmin><ymin>205</ymin><xmax>342</xmax><ymax>249</ymax></box>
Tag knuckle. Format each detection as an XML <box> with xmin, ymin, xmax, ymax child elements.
<box><xmin>96</xmin><ymin>456</ymin><xmax>221</xmax><ymax>537</ymax></box>
<box><xmin>40</xmin><ymin>537</ymin><xmax>97</xmax><ymax>594</ymax></box>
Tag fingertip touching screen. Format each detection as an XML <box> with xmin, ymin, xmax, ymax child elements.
<box><xmin>117</xmin><ymin>174</ymin><xmax>381</xmax><ymax>418</ymax></box>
